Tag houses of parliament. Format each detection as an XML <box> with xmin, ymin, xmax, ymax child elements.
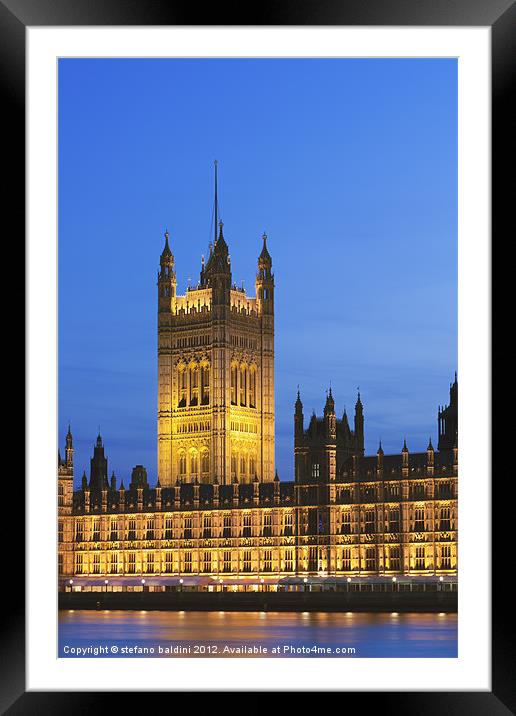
<box><xmin>58</xmin><ymin>184</ymin><xmax>458</xmax><ymax>591</ymax></box>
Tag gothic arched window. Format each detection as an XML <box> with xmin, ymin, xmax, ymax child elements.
<box><xmin>249</xmin><ymin>366</ymin><xmax>257</xmax><ymax>408</ymax></box>
<box><xmin>230</xmin><ymin>364</ymin><xmax>238</xmax><ymax>405</ymax></box>
<box><xmin>239</xmin><ymin>365</ymin><xmax>247</xmax><ymax>406</ymax></box>
<box><xmin>190</xmin><ymin>452</ymin><xmax>199</xmax><ymax>479</ymax></box>
<box><xmin>201</xmin><ymin>364</ymin><xmax>210</xmax><ymax>405</ymax></box>
<box><xmin>189</xmin><ymin>364</ymin><xmax>199</xmax><ymax>406</ymax></box>
<box><xmin>201</xmin><ymin>451</ymin><xmax>210</xmax><ymax>478</ymax></box>
<box><xmin>249</xmin><ymin>454</ymin><xmax>256</xmax><ymax>479</ymax></box>
<box><xmin>178</xmin><ymin>366</ymin><xmax>187</xmax><ymax>408</ymax></box>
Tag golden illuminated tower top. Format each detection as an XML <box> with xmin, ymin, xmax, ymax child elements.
<box><xmin>157</xmin><ymin>167</ymin><xmax>275</xmax><ymax>486</ymax></box>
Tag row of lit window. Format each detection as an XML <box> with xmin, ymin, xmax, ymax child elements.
<box><xmin>298</xmin><ymin>507</ymin><xmax>454</xmax><ymax>536</ymax></box>
<box><xmin>177</xmin><ymin>363</ymin><xmax>210</xmax><ymax>407</ymax></box>
<box><xmin>176</xmin><ymin>450</ymin><xmax>261</xmax><ymax>480</ymax></box>
<box><xmin>174</xmin><ymin>335</ymin><xmax>210</xmax><ymax>348</ymax></box>
<box><xmin>230</xmin><ymin>421</ymin><xmax>259</xmax><ymax>433</ymax></box>
<box><xmin>230</xmin><ymin>364</ymin><xmax>257</xmax><ymax>408</ymax></box>
<box><xmin>230</xmin><ymin>335</ymin><xmax>258</xmax><ymax>350</ymax></box>
<box><xmin>175</xmin><ymin>421</ymin><xmax>211</xmax><ymax>434</ymax></box>
<box><xmin>71</xmin><ymin>513</ymin><xmax>295</xmax><ymax>542</ymax></box>
<box><xmin>177</xmin><ymin>450</ymin><xmax>210</xmax><ymax>476</ymax></box>
<box><xmin>335</xmin><ymin>507</ymin><xmax>453</xmax><ymax>534</ymax></box>
<box><xmin>333</xmin><ymin>482</ymin><xmax>454</xmax><ymax>501</ymax></box>
<box><xmin>73</xmin><ymin>550</ymin><xmax>278</xmax><ymax>575</ymax></box>
<box><xmin>69</xmin><ymin>545</ymin><xmax>453</xmax><ymax>575</ymax></box>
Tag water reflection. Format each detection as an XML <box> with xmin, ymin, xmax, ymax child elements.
<box><xmin>59</xmin><ymin>610</ymin><xmax>457</xmax><ymax>658</ymax></box>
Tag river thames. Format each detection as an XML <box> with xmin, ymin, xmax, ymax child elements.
<box><xmin>59</xmin><ymin>610</ymin><xmax>457</xmax><ymax>658</ymax></box>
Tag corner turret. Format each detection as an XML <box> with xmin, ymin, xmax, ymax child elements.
<box><xmin>157</xmin><ymin>229</ymin><xmax>177</xmax><ymax>313</ymax></box>
<box><xmin>354</xmin><ymin>389</ymin><xmax>364</xmax><ymax>455</ymax></box>
<box><xmin>256</xmin><ymin>233</ymin><xmax>274</xmax><ymax>316</ymax></box>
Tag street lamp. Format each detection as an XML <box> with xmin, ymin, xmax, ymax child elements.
<box><xmin>68</xmin><ymin>578</ymin><xmax>73</xmax><ymax>592</ymax></box>
<box><xmin>392</xmin><ymin>576</ymin><xmax>397</xmax><ymax>592</ymax></box>
<box><xmin>141</xmin><ymin>578</ymin><xmax>145</xmax><ymax>591</ymax></box>
<box><xmin>439</xmin><ymin>575</ymin><xmax>444</xmax><ymax>591</ymax></box>
<box><xmin>260</xmin><ymin>577</ymin><xmax>264</xmax><ymax>593</ymax></box>
<box><xmin>219</xmin><ymin>578</ymin><xmax>223</xmax><ymax>592</ymax></box>
<box><xmin>303</xmin><ymin>577</ymin><xmax>308</xmax><ymax>593</ymax></box>
<box><xmin>104</xmin><ymin>579</ymin><xmax>108</xmax><ymax>593</ymax></box>
<box><xmin>179</xmin><ymin>578</ymin><xmax>183</xmax><ymax>593</ymax></box>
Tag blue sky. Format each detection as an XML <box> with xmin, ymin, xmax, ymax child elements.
<box><xmin>58</xmin><ymin>58</ymin><xmax>457</xmax><ymax>487</ymax></box>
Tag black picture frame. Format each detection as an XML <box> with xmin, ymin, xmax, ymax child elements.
<box><xmin>3</xmin><ymin>0</ymin><xmax>509</xmax><ymax>708</ymax></box>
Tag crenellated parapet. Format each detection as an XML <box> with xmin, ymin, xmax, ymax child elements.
<box><xmin>72</xmin><ymin>478</ymin><xmax>296</xmax><ymax>515</ymax></box>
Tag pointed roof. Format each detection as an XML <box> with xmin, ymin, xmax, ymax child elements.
<box><xmin>295</xmin><ymin>388</ymin><xmax>303</xmax><ymax>412</ymax></box>
<box><xmin>204</xmin><ymin>221</ymin><xmax>230</xmax><ymax>276</ymax></box>
<box><xmin>402</xmin><ymin>438</ymin><xmax>408</xmax><ymax>453</ymax></box>
<box><xmin>324</xmin><ymin>385</ymin><xmax>335</xmax><ymax>414</ymax></box>
<box><xmin>355</xmin><ymin>388</ymin><xmax>363</xmax><ymax>409</ymax></box>
<box><xmin>161</xmin><ymin>229</ymin><xmax>173</xmax><ymax>259</ymax></box>
<box><xmin>258</xmin><ymin>232</ymin><xmax>272</xmax><ymax>268</ymax></box>
<box><xmin>274</xmin><ymin>469</ymin><xmax>280</xmax><ymax>482</ymax></box>
<box><xmin>427</xmin><ymin>437</ymin><xmax>434</xmax><ymax>451</ymax></box>
<box><xmin>377</xmin><ymin>440</ymin><xmax>384</xmax><ymax>456</ymax></box>
<box><xmin>215</xmin><ymin>221</ymin><xmax>228</xmax><ymax>253</ymax></box>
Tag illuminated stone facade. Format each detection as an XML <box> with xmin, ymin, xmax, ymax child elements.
<box><xmin>58</xmin><ymin>223</ymin><xmax>458</xmax><ymax>586</ymax></box>
<box><xmin>157</xmin><ymin>225</ymin><xmax>274</xmax><ymax>487</ymax></box>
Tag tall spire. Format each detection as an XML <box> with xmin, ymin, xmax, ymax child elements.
<box><xmin>214</xmin><ymin>159</ymin><xmax>219</xmax><ymax>245</ymax></box>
